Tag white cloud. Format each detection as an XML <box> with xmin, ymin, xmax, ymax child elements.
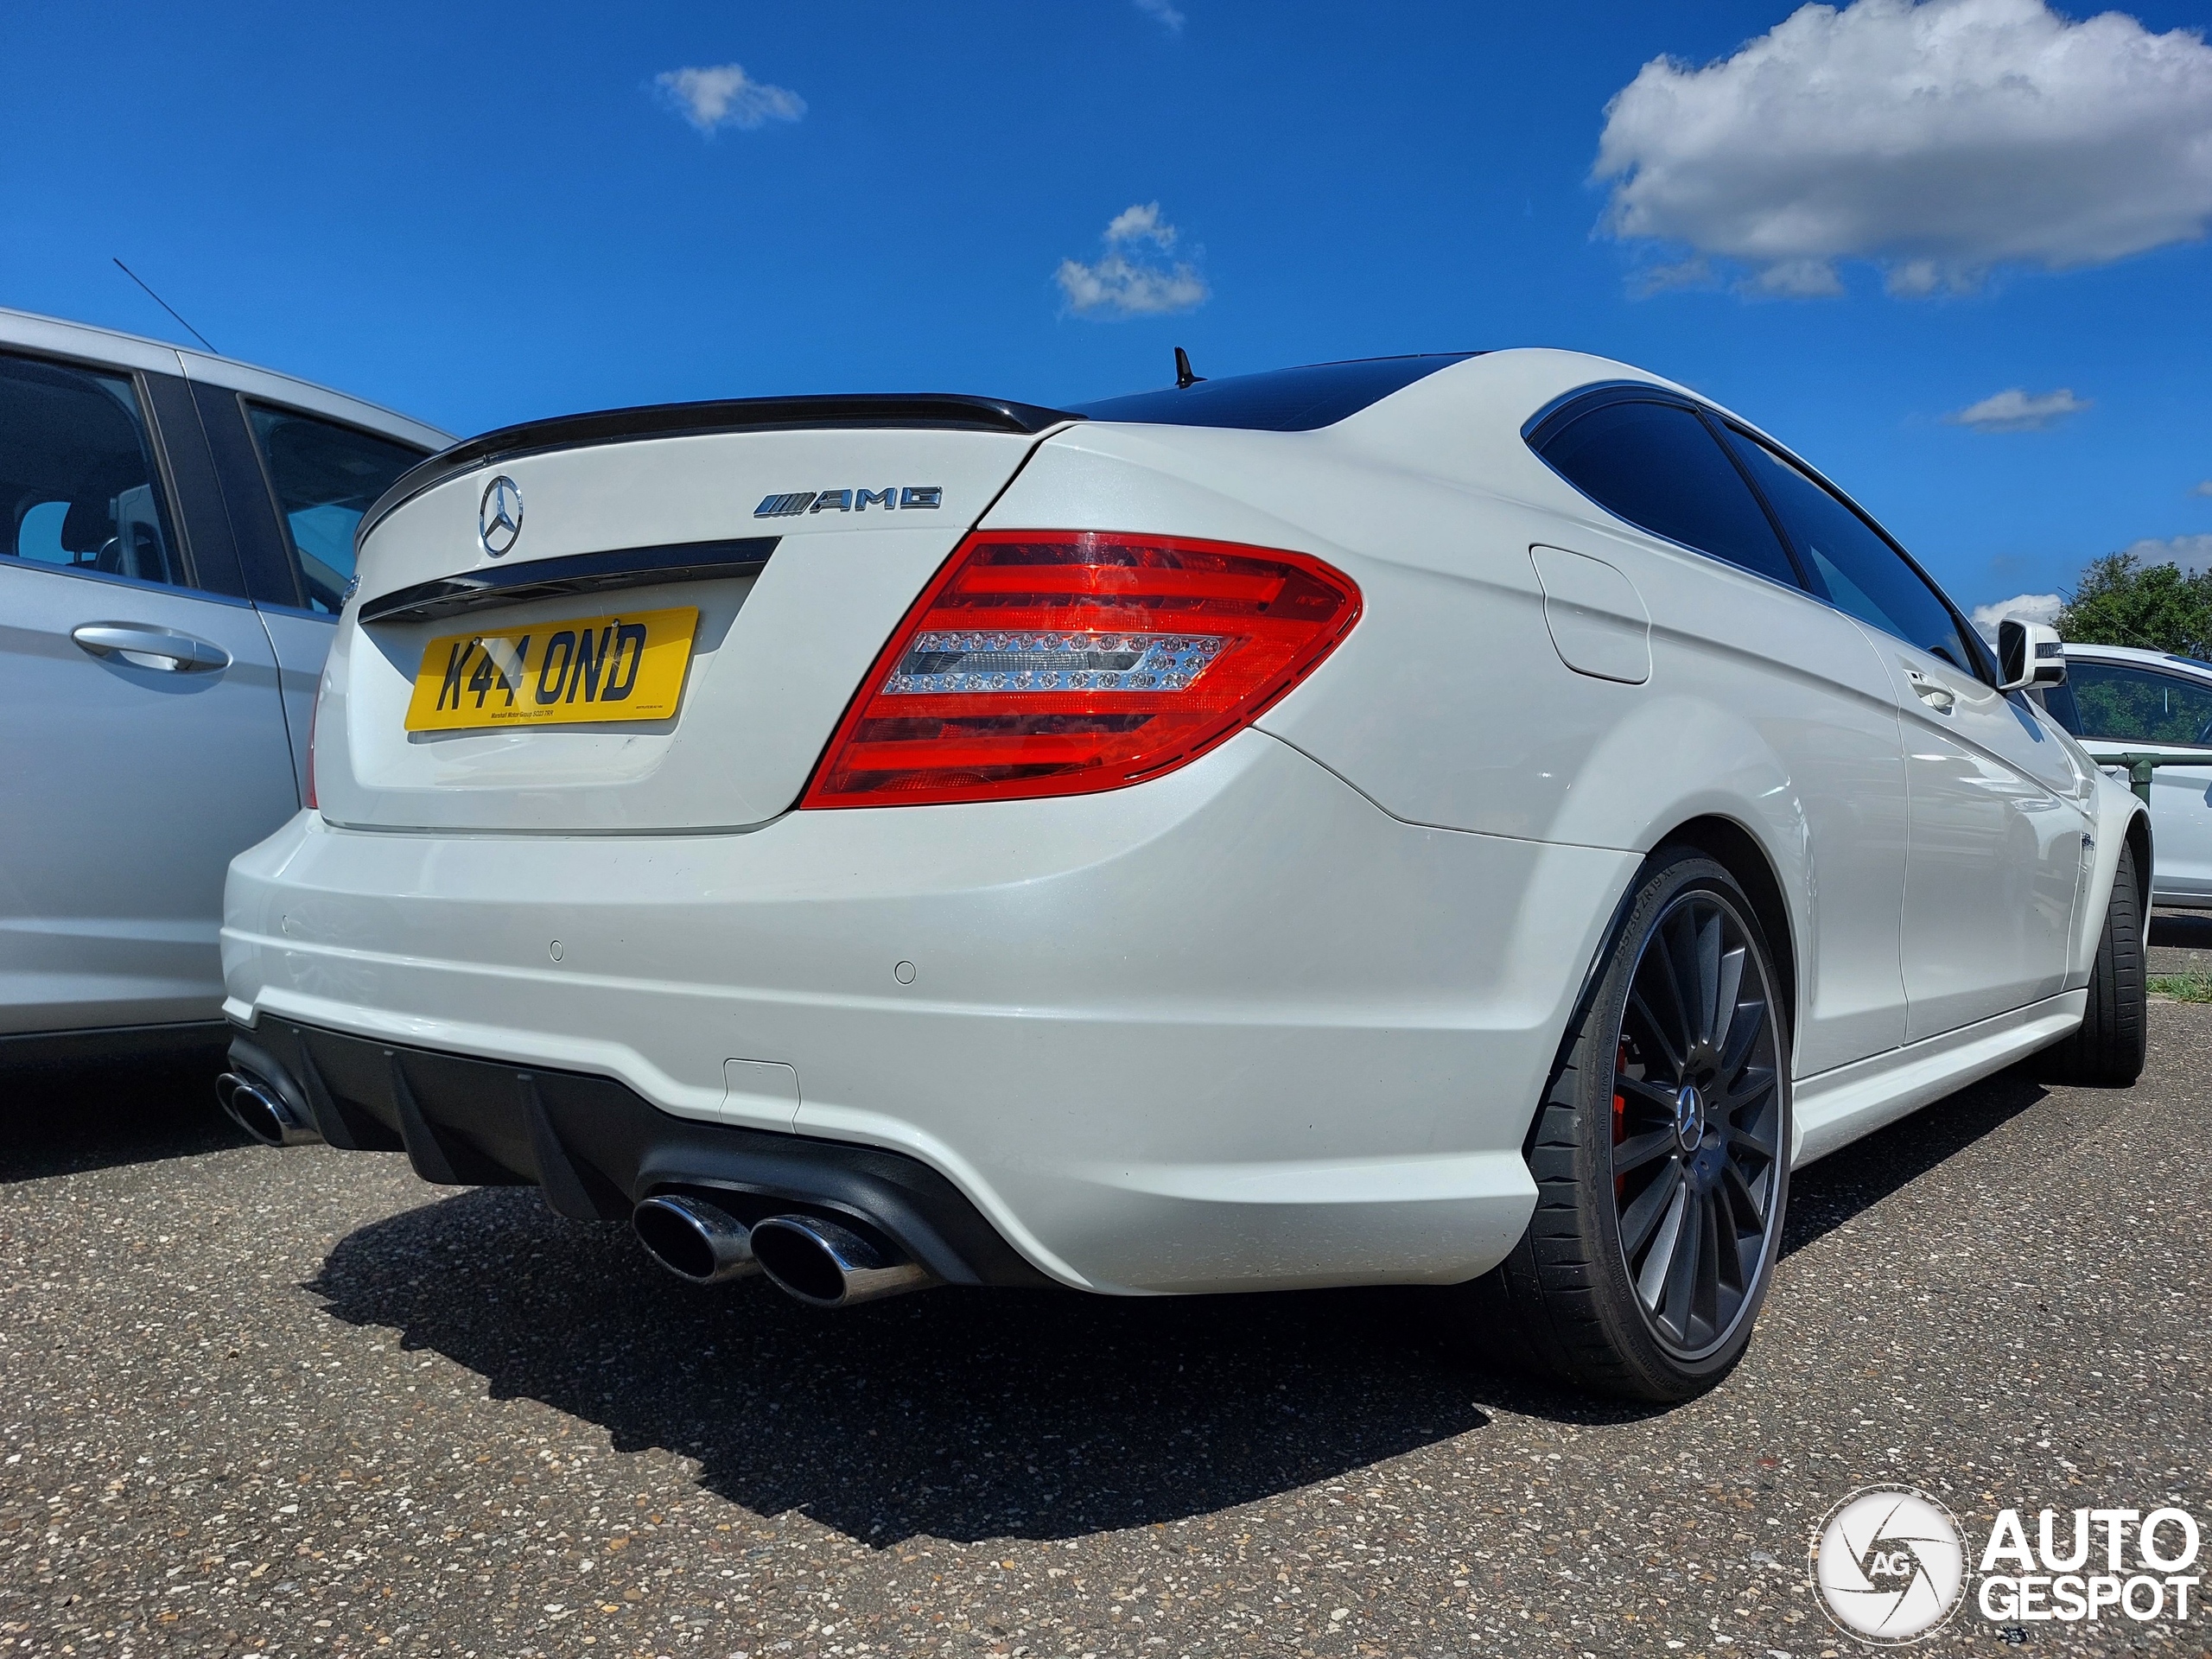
<box><xmin>1055</xmin><ymin>256</ymin><xmax>1209</xmax><ymax>317</ymax></box>
<box><xmin>1105</xmin><ymin>201</ymin><xmax>1176</xmax><ymax>247</ymax></box>
<box><xmin>1969</xmin><ymin>591</ymin><xmax>2063</xmax><ymax>639</ymax></box>
<box><xmin>1594</xmin><ymin>0</ymin><xmax>2212</xmax><ymax>297</ymax></box>
<box><xmin>1947</xmin><ymin>387</ymin><xmax>2091</xmax><ymax>432</ymax></box>
<box><xmin>1057</xmin><ymin>204</ymin><xmax>1210</xmax><ymax>318</ymax></box>
<box><xmin>2123</xmin><ymin>533</ymin><xmax>2212</xmax><ymax>575</ymax></box>
<box><xmin>1134</xmin><ymin>0</ymin><xmax>1186</xmax><ymax>33</ymax></box>
<box><xmin>2193</xmin><ymin>480</ymin><xmax>2212</xmax><ymax>498</ymax></box>
<box><xmin>655</xmin><ymin>63</ymin><xmax>805</xmax><ymax>134</ymax></box>
<box><xmin>1745</xmin><ymin>258</ymin><xmax>1847</xmax><ymax>299</ymax></box>
<box><xmin>1630</xmin><ymin>256</ymin><xmax>1718</xmax><ymax>296</ymax></box>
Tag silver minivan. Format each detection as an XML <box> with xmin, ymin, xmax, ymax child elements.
<box><xmin>0</xmin><ymin>308</ymin><xmax>447</xmax><ymax>1067</ymax></box>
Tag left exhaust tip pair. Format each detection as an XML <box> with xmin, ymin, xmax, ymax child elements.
<box><xmin>215</xmin><ymin>1071</ymin><xmax>321</xmax><ymax>1147</ymax></box>
<box><xmin>632</xmin><ymin>1193</ymin><xmax>934</xmax><ymax>1308</ymax></box>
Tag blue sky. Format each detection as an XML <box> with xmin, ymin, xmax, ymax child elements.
<box><xmin>5</xmin><ymin>0</ymin><xmax>2209</xmax><ymax>615</ymax></box>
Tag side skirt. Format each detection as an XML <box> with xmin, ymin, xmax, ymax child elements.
<box><xmin>1792</xmin><ymin>989</ymin><xmax>2088</xmax><ymax>1166</ymax></box>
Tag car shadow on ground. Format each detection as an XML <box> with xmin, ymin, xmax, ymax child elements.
<box><xmin>2150</xmin><ymin>909</ymin><xmax>2212</xmax><ymax>952</ymax></box>
<box><xmin>0</xmin><ymin>1049</ymin><xmax>246</xmax><ymax>1181</ymax></box>
<box><xmin>304</xmin><ymin>1056</ymin><xmax>2068</xmax><ymax>1543</ymax></box>
<box><xmin>1779</xmin><ymin>1061</ymin><xmax>2049</xmax><ymax>1259</ymax></box>
<box><xmin>312</xmin><ymin>1189</ymin><xmax>1506</xmax><ymax>1543</ymax></box>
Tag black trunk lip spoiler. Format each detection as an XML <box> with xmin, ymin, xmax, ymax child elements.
<box><xmin>353</xmin><ymin>392</ymin><xmax>1084</xmax><ymax>552</ymax></box>
<box><xmin>359</xmin><ymin>536</ymin><xmax>779</xmax><ymax>627</ymax></box>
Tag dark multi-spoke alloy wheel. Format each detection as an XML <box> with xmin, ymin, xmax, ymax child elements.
<box><xmin>1611</xmin><ymin>887</ymin><xmax>1785</xmax><ymax>1359</ymax></box>
<box><xmin>1469</xmin><ymin>849</ymin><xmax>1792</xmax><ymax>1402</ymax></box>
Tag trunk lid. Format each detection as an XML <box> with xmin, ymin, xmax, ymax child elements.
<box><xmin>318</xmin><ymin>402</ymin><xmax>1065</xmax><ymax>832</ymax></box>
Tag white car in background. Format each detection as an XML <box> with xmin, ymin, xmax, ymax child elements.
<box><xmin>219</xmin><ymin>350</ymin><xmax>2147</xmax><ymax>1401</ymax></box>
<box><xmin>0</xmin><ymin>308</ymin><xmax>446</xmax><ymax>1069</ymax></box>
<box><xmin>2044</xmin><ymin>643</ymin><xmax>2212</xmax><ymax>910</ymax></box>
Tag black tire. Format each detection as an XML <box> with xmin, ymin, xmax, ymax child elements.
<box><xmin>1470</xmin><ymin>849</ymin><xmax>1792</xmax><ymax>1402</ymax></box>
<box><xmin>2044</xmin><ymin>838</ymin><xmax>2146</xmax><ymax>1086</ymax></box>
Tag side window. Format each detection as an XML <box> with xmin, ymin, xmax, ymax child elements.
<box><xmin>1536</xmin><ymin>399</ymin><xmax>1801</xmax><ymax>588</ymax></box>
<box><xmin>1723</xmin><ymin>429</ymin><xmax>1976</xmax><ymax>673</ymax></box>
<box><xmin>2037</xmin><ymin>676</ymin><xmax>2083</xmax><ymax>735</ymax></box>
<box><xmin>2065</xmin><ymin>661</ymin><xmax>2212</xmax><ymax>747</ymax></box>
<box><xmin>246</xmin><ymin>405</ymin><xmax>426</xmax><ymax>613</ymax></box>
<box><xmin>0</xmin><ymin>351</ymin><xmax>188</xmax><ymax>590</ymax></box>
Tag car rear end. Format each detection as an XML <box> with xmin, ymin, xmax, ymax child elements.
<box><xmin>219</xmin><ymin>374</ymin><xmax>1631</xmax><ymax>1300</ymax></box>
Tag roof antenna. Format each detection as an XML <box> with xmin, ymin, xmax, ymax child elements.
<box><xmin>112</xmin><ymin>257</ymin><xmax>218</xmax><ymax>354</ymax></box>
<box><xmin>1173</xmin><ymin>346</ymin><xmax>1205</xmax><ymax>389</ymax></box>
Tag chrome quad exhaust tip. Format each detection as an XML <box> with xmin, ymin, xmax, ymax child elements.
<box><xmin>747</xmin><ymin>1213</ymin><xmax>937</xmax><ymax>1308</ymax></box>
<box><xmin>632</xmin><ymin>1194</ymin><xmax>762</xmax><ymax>1285</ymax></box>
<box><xmin>214</xmin><ymin>1071</ymin><xmax>321</xmax><ymax>1147</ymax></box>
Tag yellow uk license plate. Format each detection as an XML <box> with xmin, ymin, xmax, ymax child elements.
<box><xmin>404</xmin><ymin>607</ymin><xmax>699</xmax><ymax>732</ymax></box>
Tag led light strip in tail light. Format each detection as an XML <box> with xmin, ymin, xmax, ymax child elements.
<box><xmin>802</xmin><ymin>530</ymin><xmax>1361</xmax><ymax>807</ymax></box>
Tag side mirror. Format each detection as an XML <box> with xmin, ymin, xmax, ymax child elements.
<box><xmin>1997</xmin><ymin>618</ymin><xmax>2067</xmax><ymax>692</ymax></box>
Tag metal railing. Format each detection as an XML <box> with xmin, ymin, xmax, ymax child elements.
<box><xmin>2089</xmin><ymin>749</ymin><xmax>2212</xmax><ymax>804</ymax></box>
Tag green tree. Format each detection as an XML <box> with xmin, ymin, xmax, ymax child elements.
<box><xmin>2056</xmin><ymin>552</ymin><xmax>2212</xmax><ymax>661</ymax></box>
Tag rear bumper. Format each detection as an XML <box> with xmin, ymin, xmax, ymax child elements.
<box><xmin>222</xmin><ymin>730</ymin><xmax>1637</xmax><ymax>1293</ymax></box>
<box><xmin>228</xmin><ymin>1014</ymin><xmax>1046</xmax><ymax>1287</ymax></box>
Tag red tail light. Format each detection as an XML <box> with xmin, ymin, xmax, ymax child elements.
<box><xmin>801</xmin><ymin>531</ymin><xmax>1361</xmax><ymax>808</ymax></box>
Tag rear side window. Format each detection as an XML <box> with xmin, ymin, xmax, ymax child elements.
<box><xmin>0</xmin><ymin>351</ymin><xmax>188</xmax><ymax>590</ymax></box>
<box><xmin>247</xmin><ymin>405</ymin><xmax>426</xmax><ymax>613</ymax></box>
<box><xmin>1722</xmin><ymin>431</ymin><xmax>1976</xmax><ymax>673</ymax></box>
<box><xmin>2065</xmin><ymin>661</ymin><xmax>2212</xmax><ymax>747</ymax></box>
<box><xmin>1536</xmin><ymin>399</ymin><xmax>1800</xmax><ymax>588</ymax></box>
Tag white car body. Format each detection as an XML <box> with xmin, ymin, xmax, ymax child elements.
<box><xmin>0</xmin><ymin>308</ymin><xmax>448</xmax><ymax>1062</ymax></box>
<box><xmin>219</xmin><ymin>349</ymin><xmax>2145</xmax><ymax>1306</ymax></box>
<box><xmin>2050</xmin><ymin>642</ymin><xmax>2212</xmax><ymax>909</ymax></box>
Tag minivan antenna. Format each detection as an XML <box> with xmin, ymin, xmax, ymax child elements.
<box><xmin>112</xmin><ymin>258</ymin><xmax>218</xmax><ymax>354</ymax></box>
<box><xmin>1174</xmin><ymin>346</ymin><xmax>1205</xmax><ymax>389</ymax></box>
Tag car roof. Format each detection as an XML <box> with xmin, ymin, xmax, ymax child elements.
<box><xmin>0</xmin><ymin>304</ymin><xmax>451</xmax><ymax>451</ymax></box>
<box><xmin>2062</xmin><ymin>640</ymin><xmax>2212</xmax><ymax>678</ymax></box>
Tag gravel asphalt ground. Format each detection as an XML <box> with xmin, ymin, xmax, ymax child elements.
<box><xmin>3</xmin><ymin>917</ymin><xmax>2208</xmax><ymax>1659</ymax></box>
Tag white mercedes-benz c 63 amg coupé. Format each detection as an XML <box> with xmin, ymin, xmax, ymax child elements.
<box><xmin>219</xmin><ymin>350</ymin><xmax>2149</xmax><ymax>1400</ymax></box>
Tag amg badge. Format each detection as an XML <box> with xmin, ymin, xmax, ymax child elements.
<box><xmin>755</xmin><ymin>486</ymin><xmax>942</xmax><ymax>518</ymax></box>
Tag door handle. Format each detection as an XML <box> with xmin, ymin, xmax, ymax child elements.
<box><xmin>71</xmin><ymin>623</ymin><xmax>232</xmax><ymax>674</ymax></box>
<box><xmin>1904</xmin><ymin>669</ymin><xmax>1955</xmax><ymax>715</ymax></box>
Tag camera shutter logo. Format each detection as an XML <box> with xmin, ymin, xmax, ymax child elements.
<box><xmin>1811</xmin><ymin>1485</ymin><xmax>1967</xmax><ymax>1643</ymax></box>
<box><xmin>480</xmin><ymin>475</ymin><xmax>524</xmax><ymax>556</ymax></box>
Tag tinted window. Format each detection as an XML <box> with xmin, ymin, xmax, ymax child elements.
<box><xmin>0</xmin><ymin>352</ymin><xmax>187</xmax><ymax>589</ymax></box>
<box><xmin>1066</xmin><ymin>354</ymin><xmax>1477</xmax><ymax>431</ymax></box>
<box><xmin>2038</xmin><ymin>677</ymin><xmax>2083</xmax><ymax>734</ymax></box>
<box><xmin>2066</xmin><ymin>661</ymin><xmax>2212</xmax><ymax>747</ymax></box>
<box><xmin>1724</xmin><ymin>430</ymin><xmax>1974</xmax><ymax>671</ymax></box>
<box><xmin>248</xmin><ymin>405</ymin><xmax>426</xmax><ymax>613</ymax></box>
<box><xmin>1537</xmin><ymin>400</ymin><xmax>1799</xmax><ymax>586</ymax></box>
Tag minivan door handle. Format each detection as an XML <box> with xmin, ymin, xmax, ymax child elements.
<box><xmin>71</xmin><ymin>623</ymin><xmax>232</xmax><ymax>674</ymax></box>
<box><xmin>1904</xmin><ymin>668</ymin><xmax>1955</xmax><ymax>715</ymax></box>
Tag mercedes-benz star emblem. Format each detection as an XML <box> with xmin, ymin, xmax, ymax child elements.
<box><xmin>479</xmin><ymin>475</ymin><xmax>524</xmax><ymax>556</ymax></box>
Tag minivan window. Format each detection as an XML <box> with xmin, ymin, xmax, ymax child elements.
<box><xmin>1536</xmin><ymin>399</ymin><xmax>1800</xmax><ymax>588</ymax></box>
<box><xmin>0</xmin><ymin>352</ymin><xmax>187</xmax><ymax>590</ymax></box>
<box><xmin>1722</xmin><ymin>429</ymin><xmax>1976</xmax><ymax>673</ymax></box>
<box><xmin>2064</xmin><ymin>660</ymin><xmax>2212</xmax><ymax>747</ymax></box>
<box><xmin>247</xmin><ymin>404</ymin><xmax>427</xmax><ymax>613</ymax></box>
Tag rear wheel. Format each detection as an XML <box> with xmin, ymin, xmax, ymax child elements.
<box><xmin>2044</xmin><ymin>839</ymin><xmax>2146</xmax><ymax>1086</ymax></box>
<box><xmin>1473</xmin><ymin>850</ymin><xmax>1791</xmax><ymax>1402</ymax></box>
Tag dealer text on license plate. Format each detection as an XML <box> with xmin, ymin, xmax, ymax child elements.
<box><xmin>403</xmin><ymin>607</ymin><xmax>699</xmax><ymax>732</ymax></box>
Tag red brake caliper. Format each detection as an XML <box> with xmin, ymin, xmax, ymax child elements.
<box><xmin>1612</xmin><ymin>1039</ymin><xmax>1630</xmax><ymax>1198</ymax></box>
